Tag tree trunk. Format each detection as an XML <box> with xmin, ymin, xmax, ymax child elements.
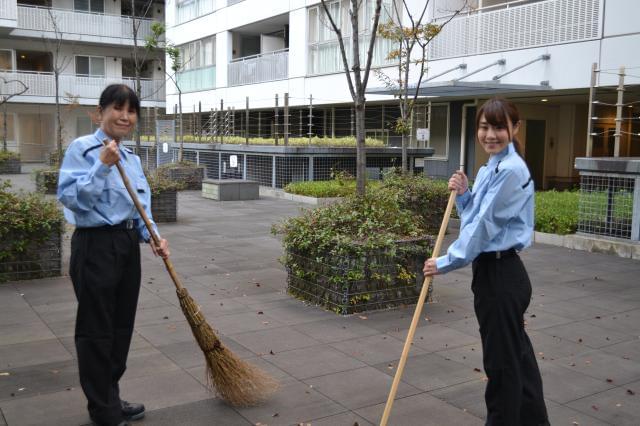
<box><xmin>355</xmin><ymin>100</ymin><xmax>366</xmax><ymax>196</ymax></box>
<box><xmin>55</xmin><ymin>71</ymin><xmax>62</xmax><ymax>162</ymax></box>
<box><xmin>178</xmin><ymin>89</ymin><xmax>183</xmax><ymax>162</ymax></box>
<box><xmin>2</xmin><ymin>102</ymin><xmax>7</xmax><ymax>152</ymax></box>
<box><xmin>401</xmin><ymin>132</ymin><xmax>408</xmax><ymax>173</ymax></box>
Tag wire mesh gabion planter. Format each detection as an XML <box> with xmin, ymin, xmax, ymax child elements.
<box><xmin>0</xmin><ymin>226</ymin><xmax>63</xmax><ymax>282</ymax></box>
<box><xmin>151</xmin><ymin>190</ymin><xmax>177</xmax><ymax>223</ymax></box>
<box><xmin>284</xmin><ymin>237</ymin><xmax>434</xmax><ymax>315</ymax></box>
<box><xmin>158</xmin><ymin>165</ymin><xmax>206</xmax><ymax>190</ymax></box>
<box><xmin>0</xmin><ymin>157</ymin><xmax>21</xmax><ymax>174</ymax></box>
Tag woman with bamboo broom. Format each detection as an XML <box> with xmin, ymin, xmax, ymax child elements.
<box><xmin>58</xmin><ymin>84</ymin><xmax>168</xmax><ymax>426</ymax></box>
<box><xmin>423</xmin><ymin>97</ymin><xmax>549</xmax><ymax>426</ymax></box>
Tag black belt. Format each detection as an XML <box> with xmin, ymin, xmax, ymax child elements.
<box><xmin>475</xmin><ymin>248</ymin><xmax>517</xmax><ymax>261</ymax></box>
<box><xmin>88</xmin><ymin>219</ymin><xmax>137</xmax><ymax>231</ymax></box>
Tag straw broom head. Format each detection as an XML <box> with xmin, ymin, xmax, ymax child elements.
<box><xmin>176</xmin><ymin>288</ymin><xmax>279</xmax><ymax>406</ymax></box>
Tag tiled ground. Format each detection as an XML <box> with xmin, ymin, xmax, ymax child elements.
<box><xmin>1</xmin><ymin>170</ymin><xmax>639</xmax><ymax>425</ymax></box>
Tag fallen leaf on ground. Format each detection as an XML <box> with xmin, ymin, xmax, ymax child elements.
<box><xmin>627</xmin><ymin>389</ymin><xmax>635</xmax><ymax>395</ymax></box>
<box><xmin>474</xmin><ymin>368</ymin><xmax>481</xmax><ymax>372</ymax></box>
<box><xmin>358</xmin><ymin>315</ymin><xmax>368</xmax><ymax>320</ymax></box>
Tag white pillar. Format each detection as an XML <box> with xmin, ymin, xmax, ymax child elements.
<box><xmin>288</xmin><ymin>8</ymin><xmax>307</xmax><ymax>79</ymax></box>
<box><xmin>216</xmin><ymin>30</ymin><xmax>232</xmax><ymax>88</ymax></box>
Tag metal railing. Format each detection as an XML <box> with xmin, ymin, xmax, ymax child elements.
<box><xmin>428</xmin><ymin>0</ymin><xmax>601</xmax><ymax>59</ymax></box>
<box><xmin>16</xmin><ymin>5</ymin><xmax>154</xmax><ymax>41</ymax></box>
<box><xmin>0</xmin><ymin>70</ymin><xmax>165</xmax><ymax>102</ymax></box>
<box><xmin>228</xmin><ymin>49</ymin><xmax>288</xmax><ymax>86</ymax></box>
<box><xmin>0</xmin><ymin>0</ymin><xmax>17</xmax><ymax>23</ymax></box>
<box><xmin>175</xmin><ymin>65</ymin><xmax>216</xmax><ymax>93</ymax></box>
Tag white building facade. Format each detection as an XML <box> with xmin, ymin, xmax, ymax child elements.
<box><xmin>0</xmin><ymin>0</ymin><xmax>166</xmax><ymax>161</ymax></box>
<box><xmin>164</xmin><ymin>0</ymin><xmax>640</xmax><ymax>189</ymax></box>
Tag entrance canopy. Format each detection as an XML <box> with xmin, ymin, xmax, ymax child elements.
<box><xmin>366</xmin><ymin>80</ymin><xmax>551</xmax><ymax>98</ymax></box>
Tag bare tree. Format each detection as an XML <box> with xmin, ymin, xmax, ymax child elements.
<box><xmin>0</xmin><ymin>77</ymin><xmax>28</xmax><ymax>152</ymax></box>
<box><xmin>44</xmin><ymin>8</ymin><xmax>73</xmax><ymax>162</ymax></box>
<box><xmin>376</xmin><ymin>0</ymin><xmax>466</xmax><ymax>172</ymax></box>
<box><xmin>320</xmin><ymin>0</ymin><xmax>383</xmax><ymax>196</ymax></box>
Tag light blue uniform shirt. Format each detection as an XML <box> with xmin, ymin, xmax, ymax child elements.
<box><xmin>436</xmin><ymin>143</ymin><xmax>534</xmax><ymax>274</ymax></box>
<box><xmin>57</xmin><ymin>128</ymin><xmax>159</xmax><ymax>242</ymax></box>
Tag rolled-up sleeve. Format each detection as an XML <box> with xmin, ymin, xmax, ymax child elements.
<box><xmin>57</xmin><ymin>142</ymin><xmax>111</xmax><ymax>212</ymax></box>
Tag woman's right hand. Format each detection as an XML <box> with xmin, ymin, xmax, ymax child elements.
<box><xmin>99</xmin><ymin>140</ymin><xmax>121</xmax><ymax>166</ymax></box>
<box><xmin>449</xmin><ymin>171</ymin><xmax>468</xmax><ymax>195</ymax></box>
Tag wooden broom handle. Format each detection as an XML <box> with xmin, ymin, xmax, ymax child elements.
<box><xmin>103</xmin><ymin>139</ymin><xmax>184</xmax><ymax>291</ymax></box>
<box><xmin>380</xmin><ymin>188</ymin><xmax>457</xmax><ymax>426</ymax></box>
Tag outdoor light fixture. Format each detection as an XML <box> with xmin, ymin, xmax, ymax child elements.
<box><xmin>20</xmin><ymin>55</ymin><xmax>26</xmax><ymax>59</ymax></box>
<box><xmin>541</xmin><ymin>99</ymin><xmax>548</xmax><ymax>102</ymax></box>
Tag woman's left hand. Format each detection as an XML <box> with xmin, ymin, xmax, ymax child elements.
<box><xmin>150</xmin><ymin>238</ymin><xmax>170</xmax><ymax>259</ymax></box>
<box><xmin>423</xmin><ymin>258</ymin><xmax>439</xmax><ymax>276</ymax></box>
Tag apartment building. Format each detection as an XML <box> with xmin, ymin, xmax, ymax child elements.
<box><xmin>164</xmin><ymin>0</ymin><xmax>639</xmax><ymax>189</ymax></box>
<box><xmin>0</xmin><ymin>0</ymin><xmax>166</xmax><ymax>161</ymax></box>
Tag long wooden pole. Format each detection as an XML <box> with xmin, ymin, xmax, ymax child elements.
<box><xmin>380</xmin><ymin>189</ymin><xmax>457</xmax><ymax>426</ymax></box>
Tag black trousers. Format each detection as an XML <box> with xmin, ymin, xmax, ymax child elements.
<box><xmin>70</xmin><ymin>227</ymin><xmax>141</xmax><ymax>425</ymax></box>
<box><xmin>471</xmin><ymin>253</ymin><xmax>549</xmax><ymax>426</ymax></box>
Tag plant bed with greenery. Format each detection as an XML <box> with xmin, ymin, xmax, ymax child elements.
<box><xmin>0</xmin><ymin>151</ymin><xmax>21</xmax><ymax>174</ymax></box>
<box><xmin>157</xmin><ymin>161</ymin><xmax>205</xmax><ymax>190</ymax></box>
<box><xmin>0</xmin><ymin>181</ymin><xmax>64</xmax><ymax>282</ymax></box>
<box><xmin>535</xmin><ymin>190</ymin><xmax>579</xmax><ymax>235</ymax></box>
<box><xmin>148</xmin><ymin>172</ymin><xmax>185</xmax><ymax>223</ymax></box>
<box><xmin>35</xmin><ymin>168</ymin><xmax>60</xmax><ymax>195</ymax></box>
<box><xmin>273</xmin><ymin>181</ymin><xmax>437</xmax><ymax>315</ymax></box>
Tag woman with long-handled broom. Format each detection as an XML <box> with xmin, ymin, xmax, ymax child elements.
<box><xmin>422</xmin><ymin>98</ymin><xmax>549</xmax><ymax>426</ymax></box>
<box><xmin>58</xmin><ymin>85</ymin><xmax>275</xmax><ymax>426</ymax></box>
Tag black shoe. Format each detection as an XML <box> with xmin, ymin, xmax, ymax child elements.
<box><xmin>121</xmin><ymin>400</ymin><xmax>145</xmax><ymax>421</ymax></box>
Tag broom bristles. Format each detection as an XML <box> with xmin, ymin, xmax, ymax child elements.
<box><xmin>177</xmin><ymin>288</ymin><xmax>279</xmax><ymax>406</ymax></box>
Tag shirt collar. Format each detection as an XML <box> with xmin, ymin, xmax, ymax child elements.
<box><xmin>487</xmin><ymin>142</ymin><xmax>515</xmax><ymax>167</ymax></box>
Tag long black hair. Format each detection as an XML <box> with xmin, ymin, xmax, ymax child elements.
<box><xmin>98</xmin><ymin>84</ymin><xmax>140</xmax><ymax>116</ymax></box>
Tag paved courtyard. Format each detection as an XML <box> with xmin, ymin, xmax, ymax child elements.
<box><xmin>1</xmin><ymin>170</ymin><xmax>640</xmax><ymax>425</ymax></box>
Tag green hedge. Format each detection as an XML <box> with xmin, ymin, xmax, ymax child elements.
<box><xmin>535</xmin><ymin>190</ymin><xmax>579</xmax><ymax>235</ymax></box>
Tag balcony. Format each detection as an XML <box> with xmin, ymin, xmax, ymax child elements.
<box><xmin>175</xmin><ymin>65</ymin><xmax>216</xmax><ymax>93</ymax></box>
<box><xmin>0</xmin><ymin>0</ymin><xmax>17</xmax><ymax>28</ymax></box>
<box><xmin>428</xmin><ymin>0</ymin><xmax>601</xmax><ymax>60</ymax></box>
<box><xmin>228</xmin><ymin>49</ymin><xmax>288</xmax><ymax>86</ymax></box>
<box><xmin>14</xmin><ymin>5</ymin><xmax>154</xmax><ymax>45</ymax></box>
<box><xmin>0</xmin><ymin>70</ymin><xmax>165</xmax><ymax>103</ymax></box>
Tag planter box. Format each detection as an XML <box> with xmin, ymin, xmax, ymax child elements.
<box><xmin>285</xmin><ymin>237</ymin><xmax>433</xmax><ymax>315</ymax></box>
<box><xmin>151</xmin><ymin>190</ymin><xmax>177</xmax><ymax>222</ymax></box>
<box><xmin>159</xmin><ymin>165</ymin><xmax>205</xmax><ymax>190</ymax></box>
<box><xmin>0</xmin><ymin>157</ymin><xmax>21</xmax><ymax>174</ymax></box>
<box><xmin>202</xmin><ymin>179</ymin><xmax>259</xmax><ymax>201</ymax></box>
<box><xmin>35</xmin><ymin>170</ymin><xmax>59</xmax><ymax>195</ymax></box>
<box><xmin>0</xmin><ymin>225</ymin><xmax>63</xmax><ymax>282</ymax></box>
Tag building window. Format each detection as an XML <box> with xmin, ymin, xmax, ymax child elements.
<box><xmin>307</xmin><ymin>0</ymin><xmax>398</xmax><ymax>75</ymax></box>
<box><xmin>174</xmin><ymin>36</ymin><xmax>216</xmax><ymax>92</ymax></box>
<box><xmin>175</xmin><ymin>0</ymin><xmax>216</xmax><ymax>24</ymax></box>
<box><xmin>77</xmin><ymin>115</ymin><xmax>98</xmax><ymax>137</ymax></box>
<box><xmin>75</xmin><ymin>56</ymin><xmax>105</xmax><ymax>77</ymax></box>
<box><xmin>74</xmin><ymin>0</ymin><xmax>104</xmax><ymax>13</ymax></box>
<box><xmin>0</xmin><ymin>50</ymin><xmax>13</xmax><ymax>71</ymax></box>
<box><xmin>0</xmin><ymin>113</ymin><xmax>15</xmax><ymax>141</ymax></box>
<box><xmin>428</xmin><ymin>104</ymin><xmax>449</xmax><ymax>159</ymax></box>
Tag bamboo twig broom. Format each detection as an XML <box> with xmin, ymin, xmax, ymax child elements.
<box><xmin>105</xmin><ymin>139</ymin><xmax>278</xmax><ymax>406</ymax></box>
<box><xmin>380</xmin><ymin>189</ymin><xmax>457</xmax><ymax>425</ymax></box>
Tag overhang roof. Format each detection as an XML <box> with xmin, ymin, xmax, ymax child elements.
<box><xmin>366</xmin><ymin>80</ymin><xmax>552</xmax><ymax>98</ymax></box>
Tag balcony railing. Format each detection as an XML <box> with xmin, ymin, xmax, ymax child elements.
<box><xmin>16</xmin><ymin>5</ymin><xmax>154</xmax><ymax>42</ymax></box>
<box><xmin>0</xmin><ymin>71</ymin><xmax>165</xmax><ymax>102</ymax></box>
<box><xmin>175</xmin><ymin>65</ymin><xmax>216</xmax><ymax>93</ymax></box>
<box><xmin>428</xmin><ymin>0</ymin><xmax>601</xmax><ymax>59</ymax></box>
<box><xmin>307</xmin><ymin>35</ymin><xmax>395</xmax><ymax>75</ymax></box>
<box><xmin>0</xmin><ymin>0</ymin><xmax>17</xmax><ymax>24</ymax></box>
<box><xmin>228</xmin><ymin>49</ymin><xmax>288</xmax><ymax>86</ymax></box>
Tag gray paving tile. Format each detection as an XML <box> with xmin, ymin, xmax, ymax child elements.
<box><xmin>0</xmin><ymin>359</ymin><xmax>78</xmax><ymax>402</ymax></box>
<box><xmin>135</xmin><ymin>320</ymin><xmax>197</xmax><ymax>346</ymax></box>
<box><xmin>0</xmin><ymin>321</ymin><xmax>55</xmax><ymax>346</ymax></box>
<box><xmin>376</xmin><ymin>353</ymin><xmax>486</xmax><ymax>392</ymax></box>
<box><xmin>0</xmin><ymin>339</ymin><xmax>72</xmax><ymax>370</ymax></box>
<box><xmin>388</xmin><ymin>323</ymin><xmax>480</xmax><ymax>353</ymax></box>
<box><xmin>230</xmin><ymin>326</ymin><xmax>321</xmax><ymax>355</ymax></box>
<box><xmin>522</xmin><ymin>306</ymin><xmax>575</xmax><ymax>331</ymax></box>
<box><xmin>600</xmin><ymin>339</ymin><xmax>640</xmax><ymax>362</ymax></box>
<box><xmin>586</xmin><ymin>309</ymin><xmax>640</xmax><ymax>336</ymax></box>
<box><xmin>121</xmin><ymin>346</ymin><xmax>181</xmax><ymax>381</ymax></box>
<box><xmin>206</xmin><ymin>311</ymin><xmax>287</xmax><ymax>336</ymax></box>
<box><xmin>539</xmin><ymin>360</ymin><xmax>616</xmax><ymax>404</ymax></box>
<box><xmin>441</xmin><ymin>316</ymin><xmax>482</xmax><ymax>339</ymax></box>
<box><xmin>133</xmin><ymin>303</ymin><xmax>185</xmax><ymax>327</ymax></box>
<box><xmin>235</xmin><ymin>379</ymin><xmax>347</xmax><ymax>426</ymax></box>
<box><xmin>434</xmin><ymin>342</ymin><xmax>485</xmax><ymax>370</ymax></box>
<box><xmin>546</xmin><ymin>399</ymin><xmax>609</xmax><ymax>426</ymax></box>
<box><xmin>0</xmin><ymin>387</ymin><xmax>88</xmax><ymax>426</ymax></box>
<box><xmin>292</xmin><ymin>317</ymin><xmax>380</xmax><ymax>343</ymax></box>
<box><xmin>429</xmin><ymin>379</ymin><xmax>488</xmax><ymax>419</ymax></box>
<box><xmin>550</xmin><ymin>349</ymin><xmax>640</xmax><ymax>386</ymax></box>
<box><xmin>355</xmin><ymin>392</ymin><xmax>484</xmax><ymax>426</ymax></box>
<box><xmin>353</xmin><ymin>308</ymin><xmax>426</xmax><ymax>333</ymax></box>
<box><xmin>0</xmin><ymin>306</ymin><xmax>41</xmax><ymax>327</ymax></box>
<box><xmin>566</xmin><ymin>380</ymin><xmax>640</xmax><ymax>425</ymax></box>
<box><xmin>540</xmin><ymin>321</ymin><xmax>634</xmax><ymax>349</ymax></box>
<box><xmin>330</xmin><ymin>333</ymin><xmax>427</xmax><ymax>366</ymax></box>
<box><xmin>142</xmin><ymin>399</ymin><xmax>252</xmax><ymax>425</ymax></box>
<box><xmin>534</xmin><ymin>299</ymin><xmax>616</xmax><ymax>321</ymax></box>
<box><xmin>528</xmin><ymin>330</ymin><xmax>593</xmax><ymax>362</ymax></box>
<box><xmin>303</xmin><ymin>411</ymin><xmax>373</xmax><ymax>426</ymax></box>
<box><xmin>30</xmin><ymin>301</ymin><xmax>77</xmax><ymax>324</ymax></box>
<box><xmin>304</xmin><ymin>366</ymin><xmax>421</xmax><ymax>411</ymax></box>
<box><xmin>267</xmin><ymin>344</ymin><xmax>366</xmax><ymax>380</ymax></box>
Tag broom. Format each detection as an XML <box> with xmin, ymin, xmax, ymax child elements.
<box><xmin>380</xmin><ymin>188</ymin><xmax>457</xmax><ymax>426</ymax></box>
<box><xmin>104</xmin><ymin>139</ymin><xmax>278</xmax><ymax>406</ymax></box>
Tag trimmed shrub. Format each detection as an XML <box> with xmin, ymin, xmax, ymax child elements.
<box><xmin>157</xmin><ymin>161</ymin><xmax>205</xmax><ymax>190</ymax></box>
<box><xmin>535</xmin><ymin>190</ymin><xmax>579</xmax><ymax>235</ymax></box>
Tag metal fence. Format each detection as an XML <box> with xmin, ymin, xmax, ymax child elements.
<box><xmin>578</xmin><ymin>174</ymin><xmax>635</xmax><ymax>240</ymax></box>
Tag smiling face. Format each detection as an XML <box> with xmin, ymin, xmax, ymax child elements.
<box><xmin>477</xmin><ymin>113</ymin><xmax>520</xmax><ymax>155</ymax></box>
<box><xmin>98</xmin><ymin>101</ymin><xmax>138</xmax><ymax>141</ymax></box>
